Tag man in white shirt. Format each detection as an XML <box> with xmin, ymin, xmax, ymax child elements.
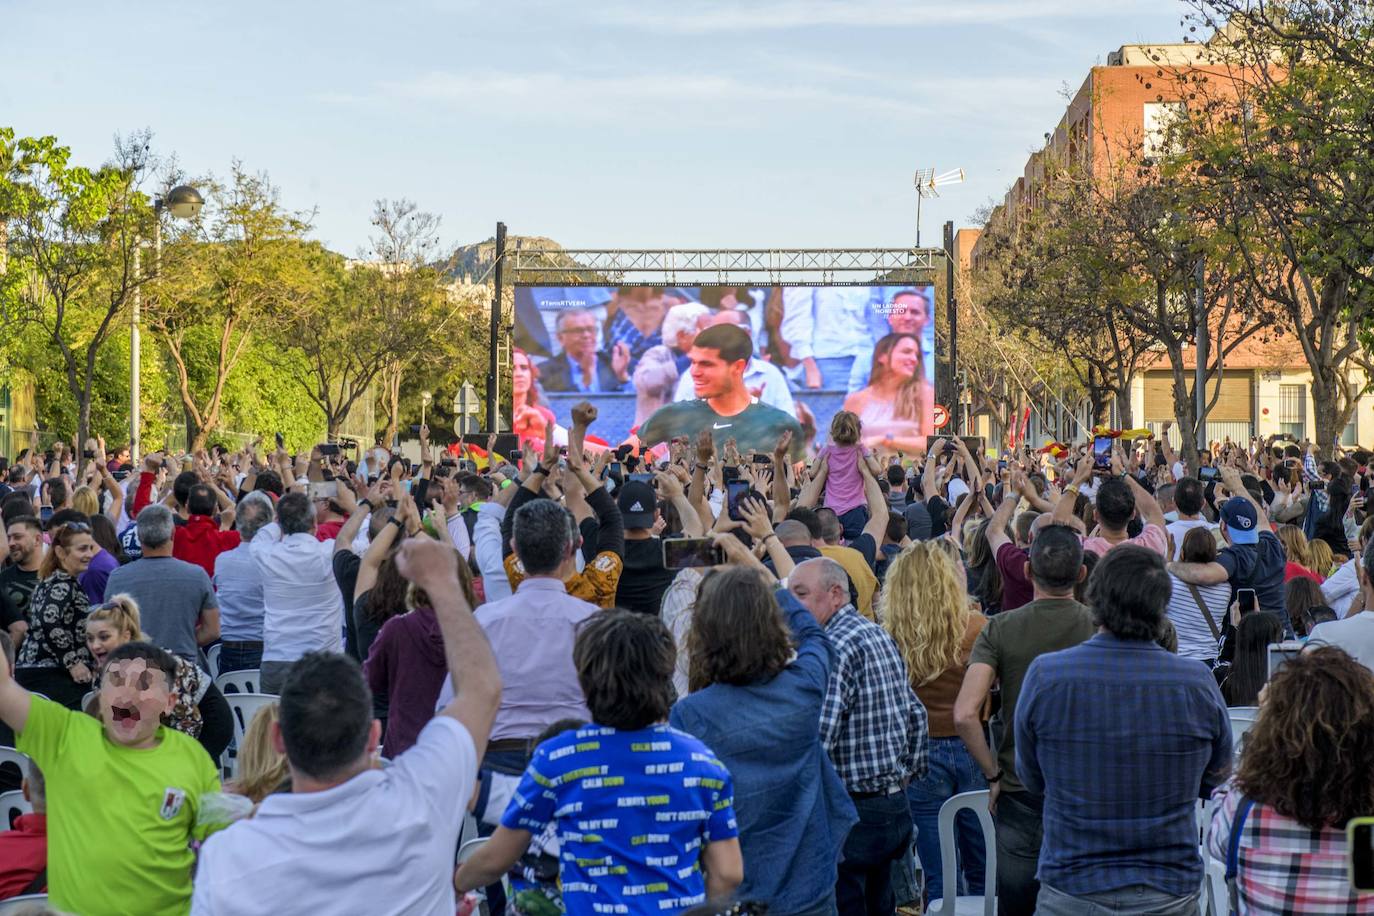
<box><xmin>192</xmin><ymin>537</ymin><xmax>501</xmax><ymax>916</ymax></box>
<box><xmin>250</xmin><ymin>492</ymin><xmax>345</xmax><ymax>695</ymax></box>
<box><xmin>1165</xmin><ymin>478</ymin><xmax>1216</xmax><ymax>560</ymax></box>
<box><xmin>1309</xmin><ymin>542</ymin><xmax>1374</xmax><ymax>671</ymax></box>
<box><xmin>670</xmin><ymin>309</ymin><xmax>795</xmax><ymax>415</ymax></box>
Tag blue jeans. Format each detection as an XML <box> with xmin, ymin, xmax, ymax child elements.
<box><xmin>217</xmin><ymin>641</ymin><xmax>262</xmax><ymax>675</ymax></box>
<box><xmin>838</xmin><ymin>506</ymin><xmax>870</xmax><ymax>542</ymax></box>
<box><xmin>793</xmin><ymin>356</ymin><xmax>856</xmax><ymax>392</ymax></box>
<box><xmin>907</xmin><ymin>736</ymin><xmax>987</xmax><ymax>903</ymax></box>
<box><xmin>837</xmin><ymin>789</ymin><xmax>913</xmax><ymax>916</ymax></box>
<box><xmin>1036</xmin><ymin>883</ymin><xmax>1200</xmax><ymax>915</ymax></box>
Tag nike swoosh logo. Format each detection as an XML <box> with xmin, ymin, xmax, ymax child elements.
<box><xmin>712</xmin><ymin>423</ymin><xmax>732</xmax><ymax>430</ymax></box>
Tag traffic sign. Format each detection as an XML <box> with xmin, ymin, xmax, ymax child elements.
<box><xmin>933</xmin><ymin>403</ymin><xmax>951</xmax><ymax>429</ymax></box>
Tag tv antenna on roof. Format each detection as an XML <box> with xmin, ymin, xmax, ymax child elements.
<box><xmin>914</xmin><ymin>167</ymin><xmax>965</xmax><ymax>247</ymax></box>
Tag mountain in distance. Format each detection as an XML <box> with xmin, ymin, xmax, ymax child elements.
<box><xmin>439</xmin><ymin>235</ymin><xmax>601</xmax><ymax>284</ymax></box>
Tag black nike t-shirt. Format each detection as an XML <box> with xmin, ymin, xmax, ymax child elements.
<box><xmin>0</xmin><ymin>564</ymin><xmax>38</xmax><ymax>630</ymax></box>
<box><xmin>638</xmin><ymin>400</ymin><xmax>805</xmax><ymax>459</ymax></box>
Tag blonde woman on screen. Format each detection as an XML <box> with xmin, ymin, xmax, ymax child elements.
<box><xmin>842</xmin><ymin>332</ymin><xmax>933</xmax><ymax>451</ymax></box>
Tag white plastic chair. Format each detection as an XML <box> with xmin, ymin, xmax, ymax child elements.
<box><xmin>1205</xmin><ymin>854</ymin><xmax>1227</xmax><ymax>916</ymax></box>
<box><xmin>0</xmin><ymin>789</ymin><xmax>32</xmax><ymax>831</ymax></box>
<box><xmin>927</xmin><ymin>790</ymin><xmax>997</xmax><ymax>916</ymax></box>
<box><xmin>205</xmin><ymin>644</ymin><xmax>223</xmax><ymax>680</ymax></box>
<box><xmin>221</xmin><ymin>693</ymin><xmax>276</xmax><ymax>779</ymax></box>
<box><xmin>0</xmin><ymin>746</ymin><xmax>31</xmax><ymax>796</ymax></box>
<box><xmin>215</xmin><ymin>668</ymin><xmax>261</xmax><ymax>697</ymax></box>
<box><xmin>457</xmin><ymin>836</ymin><xmax>488</xmax><ymax>864</ymax></box>
<box><xmin>1228</xmin><ymin>706</ymin><xmax>1260</xmax><ymax>757</ymax></box>
<box><xmin>0</xmin><ymin>895</ymin><xmax>49</xmax><ymax>915</ymax></box>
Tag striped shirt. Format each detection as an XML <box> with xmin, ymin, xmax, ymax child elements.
<box><xmin>818</xmin><ymin>605</ymin><xmax>929</xmax><ymax>793</ymax></box>
<box><xmin>1208</xmin><ymin>781</ymin><xmax>1374</xmax><ymax>914</ymax></box>
<box><xmin>1165</xmin><ymin>575</ymin><xmax>1228</xmax><ymax>661</ymax></box>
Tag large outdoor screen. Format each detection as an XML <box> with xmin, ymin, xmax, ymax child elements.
<box><xmin>512</xmin><ymin>285</ymin><xmax>936</xmax><ymax>458</ymax></box>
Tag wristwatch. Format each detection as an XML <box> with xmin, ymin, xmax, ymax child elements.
<box><xmin>986</xmin><ymin>769</ymin><xmax>1004</xmax><ymax>784</ymax></box>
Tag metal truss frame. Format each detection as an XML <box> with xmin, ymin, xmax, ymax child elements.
<box><xmin>508</xmin><ymin>247</ymin><xmax>947</xmax><ymax>285</ymax></box>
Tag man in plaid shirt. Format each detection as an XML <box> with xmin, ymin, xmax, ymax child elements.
<box><xmin>790</xmin><ymin>557</ymin><xmax>928</xmax><ymax>916</ymax></box>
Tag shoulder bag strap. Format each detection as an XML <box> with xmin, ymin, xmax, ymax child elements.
<box><xmin>1226</xmin><ymin>794</ymin><xmax>1256</xmax><ymax>915</ymax></box>
<box><xmin>19</xmin><ymin>865</ymin><xmax>45</xmax><ymax>896</ymax></box>
<box><xmin>1186</xmin><ymin>582</ymin><xmax>1223</xmax><ymax>642</ymax></box>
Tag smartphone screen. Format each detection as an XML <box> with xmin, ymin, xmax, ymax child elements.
<box><xmin>1092</xmin><ymin>436</ymin><xmax>1113</xmax><ymax>472</ymax></box>
<box><xmin>1238</xmin><ymin>588</ymin><xmax>1257</xmax><ymax>615</ymax></box>
<box><xmin>628</xmin><ymin>473</ymin><xmax>653</xmax><ymax>485</ymax></box>
<box><xmin>1349</xmin><ymin>819</ymin><xmax>1374</xmax><ymax>892</ymax></box>
<box><xmin>1199</xmin><ymin>466</ymin><xmax>1220</xmax><ymax>482</ymax></box>
<box><xmin>307</xmin><ymin>480</ymin><xmax>338</xmax><ymax>501</ymax></box>
<box><xmin>721</xmin><ymin>465</ymin><xmax>740</xmax><ymax>482</ymax></box>
<box><xmin>662</xmin><ymin>537</ymin><xmax>724</xmax><ymax>570</ymax></box>
<box><xmin>317</xmin><ymin>443</ymin><xmax>341</xmax><ymax>457</ymax></box>
<box><xmin>752</xmin><ymin>454</ymin><xmax>771</xmax><ymax>465</ymax></box>
<box><xmin>726</xmin><ymin>480</ymin><xmax>750</xmax><ymax>521</ymax></box>
<box><xmin>609</xmin><ymin>462</ymin><xmax>623</xmax><ymax>478</ymax></box>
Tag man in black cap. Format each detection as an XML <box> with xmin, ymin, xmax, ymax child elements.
<box><xmin>611</xmin><ymin>471</ymin><xmax>704</xmax><ymax>615</ymax></box>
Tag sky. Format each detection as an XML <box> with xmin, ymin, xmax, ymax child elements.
<box><xmin>2</xmin><ymin>0</ymin><xmax>1188</xmax><ymax>258</ymax></box>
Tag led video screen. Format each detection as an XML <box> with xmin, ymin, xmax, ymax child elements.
<box><xmin>512</xmin><ymin>285</ymin><xmax>936</xmax><ymax>458</ymax></box>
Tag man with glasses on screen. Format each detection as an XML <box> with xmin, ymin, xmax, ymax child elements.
<box><xmin>637</xmin><ymin>324</ymin><xmax>804</xmax><ymax>458</ymax></box>
<box><xmin>537</xmin><ymin>309</ymin><xmax>632</xmax><ymax>394</ymax></box>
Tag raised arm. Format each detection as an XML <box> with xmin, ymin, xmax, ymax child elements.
<box><xmin>771</xmin><ymin>430</ymin><xmax>794</xmax><ymax>524</ymax></box>
<box><xmin>985</xmin><ymin>474</ymin><xmax>1020</xmax><ymax>554</ymax></box>
<box><xmin>797</xmin><ymin>455</ymin><xmax>828</xmax><ymax>509</ymax></box>
<box><xmin>0</xmin><ymin>623</ymin><xmax>32</xmax><ymax>735</ymax></box>
<box><xmin>921</xmin><ymin>443</ymin><xmax>943</xmax><ymax>504</ymax></box>
<box><xmin>655</xmin><ymin>469</ymin><xmax>703</xmax><ymax>538</ymax></box>
<box><xmin>1052</xmin><ymin>457</ymin><xmax>1093</xmax><ymax>526</ymax></box>
<box><xmin>1220</xmin><ymin>465</ymin><xmax>1271</xmax><ymax>532</ymax></box>
<box><xmin>355</xmin><ymin>491</ymin><xmax>409</xmax><ymax>596</ymax></box>
<box><xmin>858</xmin><ymin>456</ymin><xmax>889</xmax><ymax>545</ymax></box>
<box><xmin>395</xmin><ymin>537</ymin><xmax>501</xmax><ymax>762</ymax></box>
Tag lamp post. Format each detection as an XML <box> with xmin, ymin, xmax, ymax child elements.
<box><xmin>420</xmin><ymin>390</ymin><xmax>433</xmax><ymax>428</ymax></box>
<box><xmin>132</xmin><ymin>184</ymin><xmax>203</xmax><ymax>461</ymax></box>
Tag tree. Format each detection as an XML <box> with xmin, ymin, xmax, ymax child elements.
<box><xmin>359</xmin><ymin>199</ymin><xmax>452</xmax><ymax>444</ymax></box>
<box><xmin>1169</xmin><ymin>2</ymin><xmax>1374</xmax><ymax>454</ymax></box>
<box><xmin>0</xmin><ymin>129</ymin><xmax>151</xmax><ymax>448</ymax></box>
<box><xmin>150</xmin><ymin>164</ymin><xmax>314</xmax><ymax>449</ymax></box>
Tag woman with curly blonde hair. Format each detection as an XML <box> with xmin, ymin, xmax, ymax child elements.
<box><xmin>881</xmin><ymin>541</ymin><xmax>988</xmax><ymax>904</ymax></box>
<box><xmin>1274</xmin><ymin>524</ymin><xmax>1321</xmax><ymax>582</ymax></box>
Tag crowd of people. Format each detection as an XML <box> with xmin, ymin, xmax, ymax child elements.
<box><xmin>0</xmin><ymin>412</ymin><xmax>1369</xmax><ymax>915</ymax></box>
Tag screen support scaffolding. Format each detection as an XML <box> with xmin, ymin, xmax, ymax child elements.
<box><xmin>507</xmin><ymin>247</ymin><xmax>945</xmax><ymax>286</ymax></box>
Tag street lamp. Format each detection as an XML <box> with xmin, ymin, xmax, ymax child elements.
<box><xmin>131</xmin><ymin>185</ymin><xmax>203</xmax><ymax>460</ymax></box>
<box><xmin>914</xmin><ymin>167</ymin><xmax>965</xmax><ymax>247</ymax></box>
<box><xmin>420</xmin><ymin>390</ymin><xmax>433</xmax><ymax>428</ymax></box>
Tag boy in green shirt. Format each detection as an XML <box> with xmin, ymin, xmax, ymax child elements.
<box><xmin>0</xmin><ymin>639</ymin><xmax>220</xmax><ymax>915</ymax></box>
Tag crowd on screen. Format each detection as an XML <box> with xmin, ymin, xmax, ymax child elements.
<box><xmin>0</xmin><ymin>411</ymin><xmax>1370</xmax><ymax>915</ymax></box>
<box><xmin>511</xmin><ymin>286</ymin><xmax>938</xmax><ymax>452</ymax></box>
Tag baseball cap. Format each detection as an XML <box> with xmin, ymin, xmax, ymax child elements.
<box><xmin>1219</xmin><ymin>497</ymin><xmax>1259</xmax><ymax>545</ymax></box>
<box><xmin>617</xmin><ymin>480</ymin><xmax>657</xmax><ymax>529</ymax></box>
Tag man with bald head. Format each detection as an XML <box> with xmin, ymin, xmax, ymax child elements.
<box><xmin>669</xmin><ymin>308</ymin><xmax>795</xmax><ymax>415</ymax></box>
<box><xmin>789</xmin><ymin>558</ymin><xmax>927</xmax><ymax>914</ymax></box>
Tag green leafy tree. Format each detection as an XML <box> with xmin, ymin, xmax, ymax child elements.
<box><xmin>151</xmin><ymin>164</ymin><xmax>315</xmax><ymax>449</ymax></box>
<box><xmin>0</xmin><ymin>129</ymin><xmax>152</xmax><ymax>447</ymax></box>
<box><xmin>1170</xmin><ymin>2</ymin><xmax>1374</xmax><ymax>454</ymax></box>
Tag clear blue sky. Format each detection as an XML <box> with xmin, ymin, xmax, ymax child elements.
<box><xmin>2</xmin><ymin>0</ymin><xmax>1185</xmax><ymax>256</ymax></box>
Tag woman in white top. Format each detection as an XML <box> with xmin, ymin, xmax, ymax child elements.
<box><xmin>1166</xmin><ymin>526</ymin><xmax>1229</xmax><ymax>663</ymax></box>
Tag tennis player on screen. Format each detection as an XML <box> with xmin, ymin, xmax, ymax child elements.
<box><xmin>636</xmin><ymin>324</ymin><xmax>804</xmax><ymax>459</ymax></box>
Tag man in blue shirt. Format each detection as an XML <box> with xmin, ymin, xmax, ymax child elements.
<box><xmin>1015</xmin><ymin>546</ymin><xmax>1232</xmax><ymax>915</ymax></box>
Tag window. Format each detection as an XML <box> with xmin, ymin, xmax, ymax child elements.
<box><xmin>1279</xmin><ymin>384</ymin><xmax>1305</xmax><ymax>441</ymax></box>
<box><xmin>1143</xmin><ymin>101</ymin><xmax>1187</xmax><ymax>159</ymax></box>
